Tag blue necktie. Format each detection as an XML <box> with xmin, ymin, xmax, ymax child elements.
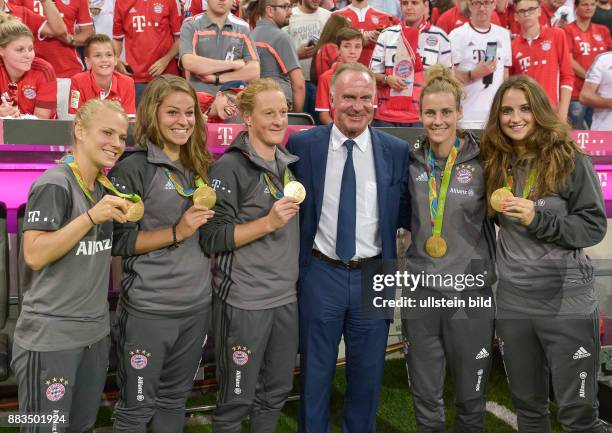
<box><xmin>336</xmin><ymin>139</ymin><xmax>356</xmax><ymax>263</ymax></box>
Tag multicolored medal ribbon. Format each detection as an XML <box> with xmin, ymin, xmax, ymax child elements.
<box><xmin>62</xmin><ymin>154</ymin><xmax>144</xmax><ymax>222</ymax></box>
<box><xmin>162</xmin><ymin>168</ymin><xmax>216</xmax><ymax>209</ymax></box>
<box><xmin>425</xmin><ymin>138</ymin><xmax>460</xmax><ymax>258</ymax></box>
<box><xmin>263</xmin><ymin>168</ymin><xmax>306</xmax><ymax>204</ymax></box>
<box><xmin>490</xmin><ymin>166</ymin><xmax>537</xmax><ymax>212</ymax></box>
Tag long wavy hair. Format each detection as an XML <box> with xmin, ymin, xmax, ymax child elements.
<box><xmin>134</xmin><ymin>75</ymin><xmax>213</xmax><ymax>182</ymax></box>
<box><xmin>481</xmin><ymin>75</ymin><xmax>578</xmax><ymax>216</ymax></box>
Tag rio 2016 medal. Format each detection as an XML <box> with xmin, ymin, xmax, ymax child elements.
<box><xmin>125</xmin><ymin>200</ymin><xmax>144</xmax><ymax>222</ymax></box>
<box><xmin>490</xmin><ymin>188</ymin><xmax>514</xmax><ymax>212</ymax></box>
<box><xmin>425</xmin><ymin>235</ymin><xmax>447</xmax><ymax>258</ymax></box>
<box><xmin>193</xmin><ymin>185</ymin><xmax>217</xmax><ymax>209</ymax></box>
<box><xmin>283</xmin><ymin>181</ymin><xmax>306</xmax><ymax>204</ymax></box>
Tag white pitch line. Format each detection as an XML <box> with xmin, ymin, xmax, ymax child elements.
<box><xmin>486</xmin><ymin>400</ymin><xmax>518</xmax><ymax>431</ymax></box>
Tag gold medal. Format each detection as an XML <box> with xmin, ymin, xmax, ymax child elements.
<box><xmin>425</xmin><ymin>235</ymin><xmax>447</xmax><ymax>258</ymax></box>
<box><xmin>490</xmin><ymin>188</ymin><xmax>514</xmax><ymax>212</ymax></box>
<box><xmin>125</xmin><ymin>200</ymin><xmax>144</xmax><ymax>222</ymax></box>
<box><xmin>283</xmin><ymin>181</ymin><xmax>306</xmax><ymax>204</ymax></box>
<box><xmin>193</xmin><ymin>185</ymin><xmax>217</xmax><ymax>209</ymax></box>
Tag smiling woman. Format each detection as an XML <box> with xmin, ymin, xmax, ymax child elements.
<box><xmin>0</xmin><ymin>12</ymin><xmax>57</xmax><ymax>118</ymax></box>
<box><xmin>482</xmin><ymin>75</ymin><xmax>608</xmax><ymax>433</ymax></box>
<box><xmin>108</xmin><ymin>75</ymin><xmax>215</xmax><ymax>433</ymax></box>
<box><xmin>11</xmin><ymin>99</ymin><xmax>129</xmax><ymax>432</ymax></box>
<box><xmin>402</xmin><ymin>64</ymin><xmax>497</xmax><ymax>432</ymax></box>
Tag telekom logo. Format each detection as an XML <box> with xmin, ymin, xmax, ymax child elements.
<box><xmin>217</xmin><ymin>127</ymin><xmax>234</xmax><ymax>146</ymax></box>
<box><xmin>132</xmin><ymin>16</ymin><xmax>146</xmax><ymax>32</ymax></box>
<box><xmin>576</xmin><ymin>132</ymin><xmax>589</xmax><ymax>149</ymax></box>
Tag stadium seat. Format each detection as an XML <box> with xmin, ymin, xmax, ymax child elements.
<box><xmin>288</xmin><ymin>113</ymin><xmax>315</xmax><ymax>126</ymax></box>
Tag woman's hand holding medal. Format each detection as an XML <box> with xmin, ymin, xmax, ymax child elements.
<box><xmin>498</xmin><ymin>196</ymin><xmax>535</xmax><ymax>226</ymax></box>
<box><xmin>175</xmin><ymin>205</ymin><xmax>215</xmax><ymax>242</ymax></box>
<box><xmin>88</xmin><ymin>195</ymin><xmax>130</xmax><ymax>224</ymax></box>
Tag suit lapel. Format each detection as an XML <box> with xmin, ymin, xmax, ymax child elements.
<box><xmin>310</xmin><ymin>125</ymin><xmax>332</xmax><ymax>223</ymax></box>
<box><xmin>371</xmin><ymin>127</ymin><xmax>391</xmax><ymax>223</ymax></box>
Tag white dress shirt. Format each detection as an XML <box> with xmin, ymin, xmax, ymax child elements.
<box><xmin>313</xmin><ymin>125</ymin><xmax>381</xmax><ymax>260</ymax></box>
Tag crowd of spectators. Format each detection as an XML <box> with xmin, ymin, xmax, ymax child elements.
<box><xmin>0</xmin><ymin>0</ymin><xmax>611</xmax><ymax>130</ymax></box>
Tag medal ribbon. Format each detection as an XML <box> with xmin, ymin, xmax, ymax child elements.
<box><xmin>506</xmin><ymin>167</ymin><xmax>537</xmax><ymax>198</ymax></box>
<box><xmin>263</xmin><ymin>168</ymin><xmax>291</xmax><ymax>200</ymax></box>
<box><xmin>62</xmin><ymin>154</ymin><xmax>141</xmax><ymax>204</ymax></box>
<box><xmin>162</xmin><ymin>168</ymin><xmax>206</xmax><ymax>197</ymax></box>
<box><xmin>427</xmin><ymin>138</ymin><xmax>461</xmax><ymax>237</ymax></box>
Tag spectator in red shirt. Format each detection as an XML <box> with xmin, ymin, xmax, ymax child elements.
<box><xmin>197</xmin><ymin>79</ymin><xmax>245</xmax><ymax>123</ymax></box>
<box><xmin>1</xmin><ymin>0</ymin><xmax>66</xmax><ymax>38</ymax></box>
<box><xmin>564</xmin><ymin>0</ymin><xmax>612</xmax><ymax>128</ymax></box>
<box><xmin>113</xmin><ymin>0</ymin><xmax>182</xmax><ymax>104</ymax></box>
<box><xmin>0</xmin><ymin>12</ymin><xmax>56</xmax><ymax>118</ymax></box>
<box><xmin>14</xmin><ymin>0</ymin><xmax>93</xmax><ymax>120</ymax></box>
<box><xmin>309</xmin><ymin>13</ymin><xmax>350</xmax><ymax>84</ymax></box>
<box><xmin>334</xmin><ymin>0</ymin><xmax>397</xmax><ymax>66</ymax></box>
<box><xmin>69</xmin><ymin>34</ymin><xmax>136</xmax><ymax>117</ymax></box>
<box><xmin>315</xmin><ymin>27</ymin><xmax>363</xmax><ymax>124</ymax></box>
<box><xmin>511</xmin><ymin>0</ymin><xmax>574</xmax><ymax>120</ymax></box>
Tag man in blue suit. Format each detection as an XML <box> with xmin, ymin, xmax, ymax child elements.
<box><xmin>286</xmin><ymin>62</ymin><xmax>411</xmax><ymax>433</ymax></box>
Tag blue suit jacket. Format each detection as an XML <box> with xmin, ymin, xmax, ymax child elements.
<box><xmin>286</xmin><ymin>125</ymin><xmax>411</xmax><ymax>270</ymax></box>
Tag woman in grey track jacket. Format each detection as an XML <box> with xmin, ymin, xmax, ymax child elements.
<box><xmin>402</xmin><ymin>65</ymin><xmax>497</xmax><ymax>433</ymax></box>
<box><xmin>109</xmin><ymin>75</ymin><xmax>215</xmax><ymax>433</ymax></box>
<box><xmin>482</xmin><ymin>75</ymin><xmax>607</xmax><ymax>433</ymax></box>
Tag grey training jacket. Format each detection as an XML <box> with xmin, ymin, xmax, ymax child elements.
<box><xmin>199</xmin><ymin>131</ymin><xmax>300</xmax><ymax>310</ymax></box>
<box><xmin>496</xmin><ymin>151</ymin><xmax>607</xmax><ymax>316</ymax></box>
<box><xmin>110</xmin><ymin>142</ymin><xmax>212</xmax><ymax>318</ymax></box>
<box><xmin>405</xmin><ymin>132</ymin><xmax>497</xmax><ymax>292</ymax></box>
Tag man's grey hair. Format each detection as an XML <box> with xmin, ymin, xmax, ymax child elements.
<box><xmin>330</xmin><ymin>62</ymin><xmax>376</xmax><ymax>95</ymax></box>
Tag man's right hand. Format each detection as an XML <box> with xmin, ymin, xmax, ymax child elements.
<box><xmin>298</xmin><ymin>43</ymin><xmax>316</xmax><ymax>59</ymax></box>
<box><xmin>471</xmin><ymin>59</ymin><xmax>496</xmax><ymax>80</ymax></box>
<box><xmin>266</xmin><ymin>197</ymin><xmax>299</xmax><ymax>231</ymax></box>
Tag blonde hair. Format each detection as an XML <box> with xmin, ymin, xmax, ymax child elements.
<box><xmin>237</xmin><ymin>78</ymin><xmax>285</xmax><ymax>115</ymax></box>
<box><xmin>419</xmin><ymin>65</ymin><xmax>464</xmax><ymax>112</ymax></box>
<box><xmin>0</xmin><ymin>12</ymin><xmax>33</xmax><ymax>47</ymax></box>
<box><xmin>135</xmin><ymin>75</ymin><xmax>213</xmax><ymax>182</ymax></box>
<box><xmin>72</xmin><ymin>99</ymin><xmax>128</xmax><ymax>145</ymax></box>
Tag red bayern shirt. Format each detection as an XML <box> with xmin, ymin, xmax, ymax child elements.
<box><xmin>564</xmin><ymin>22</ymin><xmax>612</xmax><ymax>99</ymax></box>
<box><xmin>511</xmin><ymin>25</ymin><xmax>574</xmax><ymax>108</ymax></box>
<box><xmin>68</xmin><ymin>70</ymin><xmax>136</xmax><ymax>116</ymax></box>
<box><xmin>436</xmin><ymin>6</ymin><xmax>501</xmax><ymax>34</ymax></box>
<box><xmin>5</xmin><ymin>0</ymin><xmax>46</xmax><ymax>36</ymax></box>
<box><xmin>315</xmin><ymin>62</ymin><xmax>339</xmax><ymax>117</ymax></box>
<box><xmin>113</xmin><ymin>0</ymin><xmax>181</xmax><ymax>83</ymax></box>
<box><xmin>15</xmin><ymin>0</ymin><xmax>92</xmax><ymax>78</ymax></box>
<box><xmin>0</xmin><ymin>57</ymin><xmax>56</xmax><ymax>116</ymax></box>
<box><xmin>334</xmin><ymin>6</ymin><xmax>397</xmax><ymax>66</ymax></box>
<box><xmin>313</xmin><ymin>42</ymin><xmax>338</xmax><ymax>82</ymax></box>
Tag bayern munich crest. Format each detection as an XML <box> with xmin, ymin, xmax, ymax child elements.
<box><xmin>426</xmin><ymin>35</ymin><xmax>438</xmax><ymax>47</ymax></box>
<box><xmin>23</xmin><ymin>86</ymin><xmax>36</xmax><ymax>100</ymax></box>
<box><xmin>395</xmin><ymin>60</ymin><xmax>414</xmax><ymax>79</ymax></box>
<box><xmin>232</xmin><ymin>345</ymin><xmax>251</xmax><ymax>366</ymax></box>
<box><xmin>153</xmin><ymin>3</ymin><xmax>163</xmax><ymax>13</ymax></box>
<box><xmin>44</xmin><ymin>377</ymin><xmax>68</xmax><ymax>401</ymax></box>
<box><xmin>455</xmin><ymin>164</ymin><xmax>474</xmax><ymax>184</ymax></box>
<box><xmin>129</xmin><ymin>349</ymin><xmax>151</xmax><ymax>370</ymax></box>
<box><xmin>541</xmin><ymin>41</ymin><xmax>552</xmax><ymax>51</ymax></box>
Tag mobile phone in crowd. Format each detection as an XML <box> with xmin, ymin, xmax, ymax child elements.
<box><xmin>483</xmin><ymin>42</ymin><xmax>497</xmax><ymax>87</ymax></box>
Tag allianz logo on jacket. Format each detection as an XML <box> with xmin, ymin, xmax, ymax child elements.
<box><xmin>76</xmin><ymin>239</ymin><xmax>112</xmax><ymax>256</ymax></box>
